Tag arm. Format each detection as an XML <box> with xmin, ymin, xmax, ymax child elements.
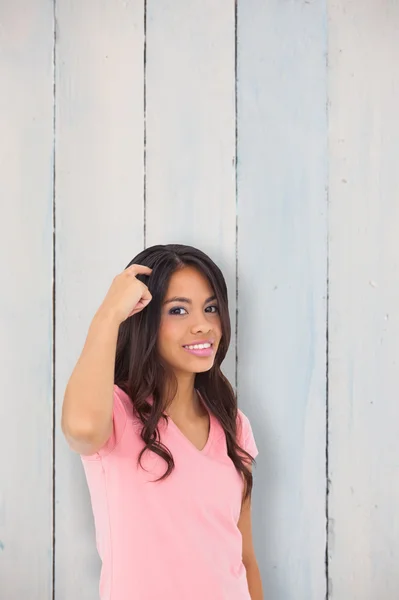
<box><xmin>61</xmin><ymin>308</ymin><xmax>120</xmax><ymax>449</ymax></box>
<box><xmin>244</xmin><ymin>558</ymin><xmax>263</xmax><ymax>600</ymax></box>
<box><xmin>61</xmin><ymin>263</ymin><xmax>152</xmax><ymax>454</ymax></box>
<box><xmin>237</xmin><ymin>465</ymin><xmax>264</xmax><ymax>600</ymax></box>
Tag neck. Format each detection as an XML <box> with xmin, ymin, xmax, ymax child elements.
<box><xmin>164</xmin><ymin>372</ymin><xmax>203</xmax><ymax>419</ymax></box>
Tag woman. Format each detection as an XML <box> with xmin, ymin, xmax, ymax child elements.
<box><xmin>62</xmin><ymin>243</ymin><xmax>263</xmax><ymax>600</ymax></box>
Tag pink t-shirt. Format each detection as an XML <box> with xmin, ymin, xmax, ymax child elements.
<box><xmin>80</xmin><ymin>384</ymin><xmax>259</xmax><ymax>600</ymax></box>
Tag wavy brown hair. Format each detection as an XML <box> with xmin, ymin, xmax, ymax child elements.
<box><xmin>114</xmin><ymin>243</ymin><xmax>256</xmax><ymax>501</ymax></box>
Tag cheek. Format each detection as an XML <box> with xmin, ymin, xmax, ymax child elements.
<box><xmin>213</xmin><ymin>318</ymin><xmax>222</xmax><ymax>340</ymax></box>
<box><xmin>157</xmin><ymin>323</ymin><xmax>186</xmax><ymax>365</ymax></box>
<box><xmin>158</xmin><ymin>319</ymin><xmax>182</xmax><ymax>349</ymax></box>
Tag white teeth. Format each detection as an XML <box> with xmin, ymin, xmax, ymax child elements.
<box><xmin>184</xmin><ymin>343</ymin><xmax>212</xmax><ymax>350</ymax></box>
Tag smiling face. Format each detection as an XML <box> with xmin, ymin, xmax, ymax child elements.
<box><xmin>157</xmin><ymin>265</ymin><xmax>222</xmax><ymax>377</ymax></box>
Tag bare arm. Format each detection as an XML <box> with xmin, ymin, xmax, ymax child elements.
<box><xmin>238</xmin><ymin>464</ymin><xmax>264</xmax><ymax>600</ymax></box>
<box><xmin>61</xmin><ymin>308</ymin><xmax>120</xmax><ymax>449</ymax></box>
<box><xmin>245</xmin><ymin>560</ymin><xmax>263</xmax><ymax>600</ymax></box>
<box><xmin>61</xmin><ymin>263</ymin><xmax>153</xmax><ymax>454</ymax></box>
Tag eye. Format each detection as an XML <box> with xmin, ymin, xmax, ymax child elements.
<box><xmin>206</xmin><ymin>305</ymin><xmax>219</xmax><ymax>314</ymax></box>
<box><xmin>169</xmin><ymin>307</ymin><xmax>187</xmax><ymax>315</ymax></box>
<box><xmin>168</xmin><ymin>305</ymin><xmax>219</xmax><ymax>316</ymax></box>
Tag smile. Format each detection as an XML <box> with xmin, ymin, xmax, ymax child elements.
<box><xmin>183</xmin><ymin>342</ymin><xmax>212</xmax><ymax>350</ymax></box>
<box><xmin>182</xmin><ymin>342</ymin><xmax>214</xmax><ymax>357</ymax></box>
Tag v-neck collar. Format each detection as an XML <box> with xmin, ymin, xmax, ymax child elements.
<box><xmin>165</xmin><ymin>389</ymin><xmax>214</xmax><ymax>455</ymax></box>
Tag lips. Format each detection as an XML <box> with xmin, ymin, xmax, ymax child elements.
<box><xmin>182</xmin><ymin>340</ymin><xmax>215</xmax><ymax>358</ymax></box>
<box><xmin>182</xmin><ymin>344</ymin><xmax>214</xmax><ymax>357</ymax></box>
<box><xmin>182</xmin><ymin>339</ymin><xmax>215</xmax><ymax>348</ymax></box>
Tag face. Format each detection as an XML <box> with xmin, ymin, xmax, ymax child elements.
<box><xmin>157</xmin><ymin>266</ymin><xmax>222</xmax><ymax>377</ymax></box>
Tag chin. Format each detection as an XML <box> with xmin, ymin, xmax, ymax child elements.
<box><xmin>175</xmin><ymin>359</ymin><xmax>215</xmax><ymax>374</ymax></box>
<box><xmin>195</xmin><ymin>364</ymin><xmax>214</xmax><ymax>373</ymax></box>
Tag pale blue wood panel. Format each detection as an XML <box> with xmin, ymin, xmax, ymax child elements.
<box><xmin>0</xmin><ymin>2</ymin><xmax>54</xmax><ymax>598</ymax></box>
<box><xmin>54</xmin><ymin>2</ymin><xmax>145</xmax><ymax>598</ymax></box>
<box><xmin>237</xmin><ymin>1</ymin><xmax>328</xmax><ymax>598</ymax></box>
<box><xmin>328</xmin><ymin>3</ymin><xmax>399</xmax><ymax>598</ymax></box>
<box><xmin>145</xmin><ymin>0</ymin><xmax>236</xmax><ymax>384</ymax></box>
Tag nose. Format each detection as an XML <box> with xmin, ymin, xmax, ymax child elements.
<box><xmin>191</xmin><ymin>322</ymin><xmax>212</xmax><ymax>334</ymax></box>
<box><xmin>190</xmin><ymin>313</ymin><xmax>213</xmax><ymax>335</ymax></box>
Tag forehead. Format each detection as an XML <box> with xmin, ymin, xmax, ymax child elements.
<box><xmin>166</xmin><ymin>266</ymin><xmax>214</xmax><ymax>295</ymax></box>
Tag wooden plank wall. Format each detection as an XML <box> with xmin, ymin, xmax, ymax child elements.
<box><xmin>328</xmin><ymin>2</ymin><xmax>399</xmax><ymax>599</ymax></box>
<box><xmin>0</xmin><ymin>2</ymin><xmax>398</xmax><ymax>599</ymax></box>
<box><xmin>0</xmin><ymin>2</ymin><xmax>54</xmax><ymax>598</ymax></box>
<box><xmin>53</xmin><ymin>2</ymin><xmax>145</xmax><ymax>599</ymax></box>
<box><xmin>237</xmin><ymin>1</ymin><xmax>327</xmax><ymax>597</ymax></box>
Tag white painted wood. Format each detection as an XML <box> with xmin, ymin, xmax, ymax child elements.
<box><xmin>145</xmin><ymin>0</ymin><xmax>236</xmax><ymax>384</ymax></box>
<box><xmin>328</xmin><ymin>3</ymin><xmax>399</xmax><ymax>598</ymax></box>
<box><xmin>54</xmin><ymin>2</ymin><xmax>144</xmax><ymax>598</ymax></box>
<box><xmin>236</xmin><ymin>1</ymin><xmax>328</xmax><ymax>598</ymax></box>
<box><xmin>2</xmin><ymin>2</ymin><xmax>399</xmax><ymax>598</ymax></box>
<box><xmin>0</xmin><ymin>2</ymin><xmax>54</xmax><ymax>598</ymax></box>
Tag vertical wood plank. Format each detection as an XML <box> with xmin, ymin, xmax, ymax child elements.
<box><xmin>237</xmin><ymin>1</ymin><xmax>328</xmax><ymax>597</ymax></box>
<box><xmin>54</xmin><ymin>2</ymin><xmax>144</xmax><ymax>598</ymax></box>
<box><xmin>145</xmin><ymin>0</ymin><xmax>236</xmax><ymax>383</ymax></box>
<box><xmin>0</xmin><ymin>2</ymin><xmax>54</xmax><ymax>598</ymax></box>
<box><xmin>328</xmin><ymin>2</ymin><xmax>399</xmax><ymax>598</ymax></box>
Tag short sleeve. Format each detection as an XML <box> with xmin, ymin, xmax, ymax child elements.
<box><xmin>237</xmin><ymin>408</ymin><xmax>259</xmax><ymax>460</ymax></box>
<box><xmin>80</xmin><ymin>384</ymin><xmax>128</xmax><ymax>461</ymax></box>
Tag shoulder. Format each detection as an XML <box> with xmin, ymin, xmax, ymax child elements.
<box><xmin>113</xmin><ymin>384</ymin><xmax>131</xmax><ymax>411</ymax></box>
<box><xmin>236</xmin><ymin>407</ymin><xmax>250</xmax><ymax>436</ymax></box>
<box><xmin>236</xmin><ymin>407</ymin><xmax>259</xmax><ymax>460</ymax></box>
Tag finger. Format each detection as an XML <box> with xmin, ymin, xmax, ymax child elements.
<box><xmin>138</xmin><ymin>296</ymin><xmax>152</xmax><ymax>309</ymax></box>
<box><xmin>140</xmin><ymin>289</ymin><xmax>152</xmax><ymax>303</ymax></box>
<box><xmin>125</xmin><ymin>264</ymin><xmax>152</xmax><ymax>276</ymax></box>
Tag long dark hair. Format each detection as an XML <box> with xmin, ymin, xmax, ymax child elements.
<box><xmin>114</xmin><ymin>243</ymin><xmax>256</xmax><ymax>501</ymax></box>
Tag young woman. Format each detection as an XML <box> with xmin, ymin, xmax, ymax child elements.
<box><xmin>62</xmin><ymin>244</ymin><xmax>263</xmax><ymax>600</ymax></box>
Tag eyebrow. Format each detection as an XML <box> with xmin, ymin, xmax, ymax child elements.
<box><xmin>163</xmin><ymin>295</ymin><xmax>217</xmax><ymax>305</ymax></box>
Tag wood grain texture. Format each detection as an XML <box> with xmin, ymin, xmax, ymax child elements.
<box><xmin>0</xmin><ymin>2</ymin><xmax>54</xmax><ymax>598</ymax></box>
<box><xmin>54</xmin><ymin>1</ymin><xmax>144</xmax><ymax>598</ymax></box>
<box><xmin>328</xmin><ymin>2</ymin><xmax>399</xmax><ymax>598</ymax></box>
<box><xmin>2</xmin><ymin>1</ymin><xmax>399</xmax><ymax>598</ymax></box>
<box><xmin>145</xmin><ymin>0</ymin><xmax>236</xmax><ymax>383</ymax></box>
<box><xmin>236</xmin><ymin>1</ymin><xmax>328</xmax><ymax>598</ymax></box>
